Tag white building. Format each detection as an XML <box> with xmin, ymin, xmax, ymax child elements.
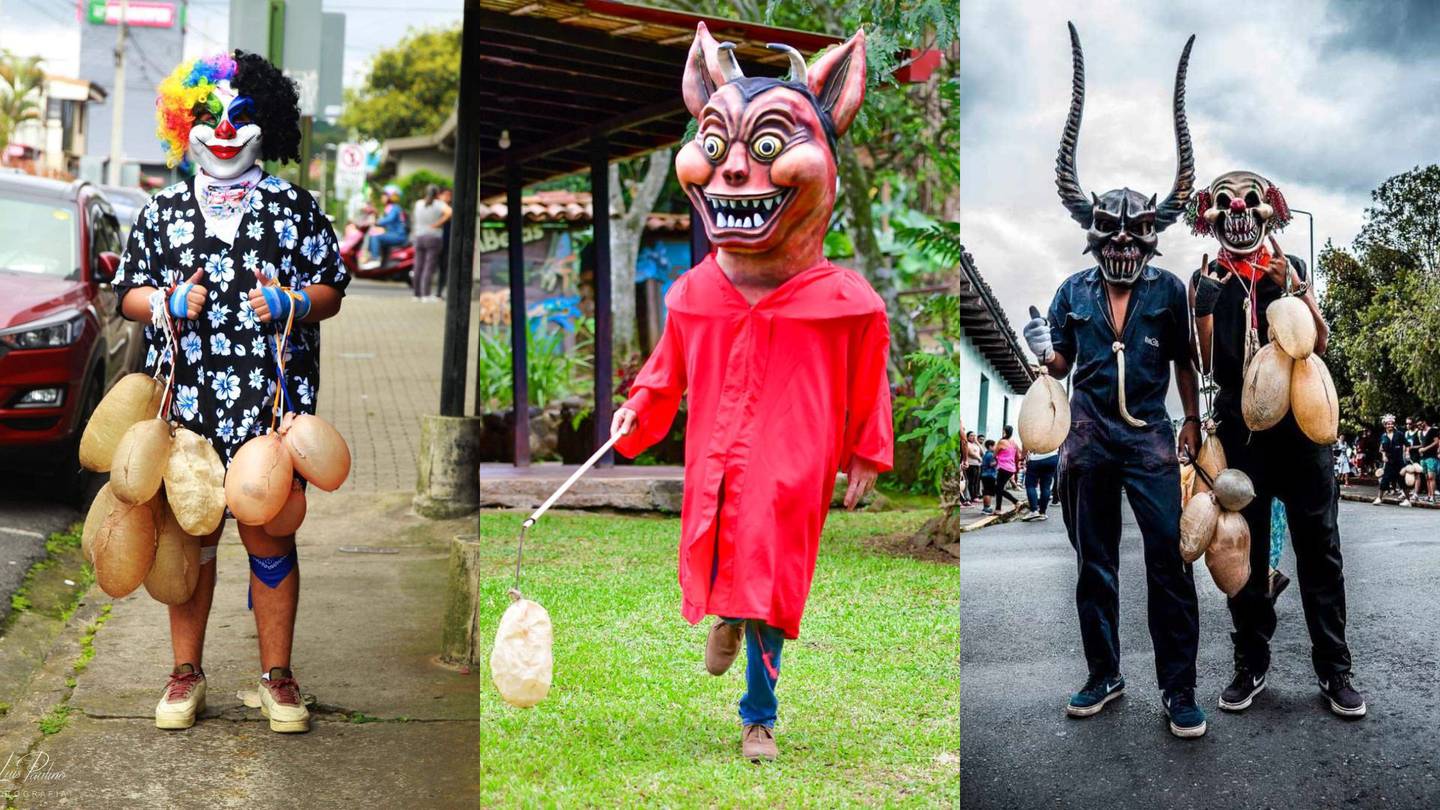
<box><xmin>956</xmin><ymin>248</ymin><xmax>1033</xmax><ymax>443</ymax></box>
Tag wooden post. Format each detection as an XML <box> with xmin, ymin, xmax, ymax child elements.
<box><xmin>440</xmin><ymin>534</ymin><xmax>481</xmax><ymax>668</ymax></box>
<box><xmin>440</xmin><ymin>2</ymin><xmax>480</xmax><ymax>417</ymax></box>
<box><xmin>590</xmin><ymin>136</ymin><xmax>614</xmax><ymax>466</ymax></box>
<box><xmin>506</xmin><ymin>161</ymin><xmax>530</xmax><ymax>466</ymax></box>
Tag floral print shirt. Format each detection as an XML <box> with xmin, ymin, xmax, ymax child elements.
<box><xmin>115</xmin><ymin>172</ymin><xmax>349</xmax><ymax>466</ymax></box>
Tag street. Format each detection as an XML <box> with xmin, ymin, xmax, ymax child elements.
<box><xmin>0</xmin><ymin>476</ymin><xmax>82</xmax><ymax>627</ymax></box>
<box><xmin>960</xmin><ymin>500</ymin><xmax>1440</xmax><ymax>809</ymax></box>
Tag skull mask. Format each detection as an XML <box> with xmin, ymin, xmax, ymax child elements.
<box><xmin>1054</xmin><ymin>23</ymin><xmax>1196</xmax><ymax>286</ymax></box>
<box><xmin>1188</xmin><ymin>170</ymin><xmax>1292</xmax><ymax>256</ymax></box>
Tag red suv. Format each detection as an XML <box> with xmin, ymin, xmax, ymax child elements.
<box><xmin>0</xmin><ymin>174</ymin><xmax>144</xmax><ymax>497</ymax></box>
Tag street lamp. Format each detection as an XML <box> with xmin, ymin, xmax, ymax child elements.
<box><xmin>1288</xmin><ymin>207</ymin><xmax>1316</xmax><ymax>283</ymax></box>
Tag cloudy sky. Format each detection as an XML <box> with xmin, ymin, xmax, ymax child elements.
<box><xmin>0</xmin><ymin>0</ymin><xmax>460</xmax><ymax>90</ymax></box>
<box><xmin>961</xmin><ymin>0</ymin><xmax>1440</xmax><ymax>342</ymax></box>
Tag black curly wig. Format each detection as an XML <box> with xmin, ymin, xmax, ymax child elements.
<box><xmin>232</xmin><ymin>50</ymin><xmax>302</xmax><ymax>164</ymax></box>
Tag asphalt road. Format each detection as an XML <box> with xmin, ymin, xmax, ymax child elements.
<box><xmin>0</xmin><ymin>472</ymin><xmax>83</xmax><ymax>626</ymax></box>
<box><xmin>961</xmin><ymin>500</ymin><xmax>1440</xmax><ymax>809</ymax></box>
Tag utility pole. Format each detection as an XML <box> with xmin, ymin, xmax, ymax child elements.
<box><xmin>106</xmin><ymin>0</ymin><xmax>131</xmax><ymax>185</ymax></box>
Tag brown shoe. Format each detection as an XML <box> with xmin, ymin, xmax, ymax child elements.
<box><xmin>742</xmin><ymin>723</ymin><xmax>777</xmax><ymax>760</ymax></box>
<box><xmin>705</xmin><ymin>619</ymin><xmax>744</xmax><ymax>675</ymax></box>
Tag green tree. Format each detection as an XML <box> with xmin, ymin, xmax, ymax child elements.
<box><xmin>1320</xmin><ymin>165</ymin><xmax>1440</xmax><ymax>427</ymax></box>
<box><xmin>0</xmin><ymin>52</ymin><xmax>45</xmax><ymax>156</ymax></box>
<box><xmin>340</xmin><ymin>26</ymin><xmax>460</xmax><ymax>141</ymax></box>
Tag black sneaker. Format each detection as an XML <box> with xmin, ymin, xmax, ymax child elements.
<box><xmin>1218</xmin><ymin>669</ymin><xmax>1267</xmax><ymax>712</ymax></box>
<box><xmin>1066</xmin><ymin>673</ymin><xmax>1125</xmax><ymax>717</ymax></box>
<box><xmin>1161</xmin><ymin>688</ymin><xmax>1208</xmax><ymax>738</ymax></box>
<box><xmin>1268</xmin><ymin>570</ymin><xmax>1291</xmax><ymax>601</ymax></box>
<box><xmin>1319</xmin><ymin>673</ymin><xmax>1367</xmax><ymax>718</ymax></box>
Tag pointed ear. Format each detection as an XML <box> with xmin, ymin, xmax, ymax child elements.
<box><xmin>683</xmin><ymin>22</ymin><xmax>731</xmax><ymax>119</ymax></box>
<box><xmin>806</xmin><ymin>29</ymin><xmax>867</xmax><ymax>137</ymax></box>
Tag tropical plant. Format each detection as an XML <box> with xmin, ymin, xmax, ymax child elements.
<box><xmin>475</xmin><ymin>323</ymin><xmax>594</xmax><ymax>412</ymax></box>
<box><xmin>340</xmin><ymin>26</ymin><xmax>460</xmax><ymax>141</ymax></box>
<box><xmin>0</xmin><ymin>52</ymin><xmax>45</xmax><ymax>157</ymax></box>
<box><xmin>393</xmin><ymin>169</ymin><xmax>452</xmax><ymax>212</ymax></box>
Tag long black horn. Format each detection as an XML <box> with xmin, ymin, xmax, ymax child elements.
<box><xmin>1155</xmin><ymin>34</ymin><xmax>1196</xmax><ymax>232</ymax></box>
<box><xmin>1055</xmin><ymin>22</ymin><xmax>1092</xmax><ymax>228</ymax></box>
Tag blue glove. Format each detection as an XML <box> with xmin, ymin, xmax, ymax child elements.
<box><xmin>259</xmin><ymin>285</ymin><xmax>312</xmax><ymax>323</ymax></box>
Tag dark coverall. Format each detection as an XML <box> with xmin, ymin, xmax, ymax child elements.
<box><xmin>1196</xmin><ymin>256</ymin><xmax>1351</xmax><ymax>678</ymax></box>
<box><xmin>1049</xmin><ymin>265</ymin><xmax>1199</xmax><ymax>691</ymax></box>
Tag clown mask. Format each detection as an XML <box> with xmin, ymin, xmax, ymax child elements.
<box><xmin>188</xmin><ymin>81</ymin><xmax>263</xmax><ymax>180</ymax></box>
<box><xmin>675</xmin><ymin>23</ymin><xmax>866</xmax><ymax>261</ymax></box>
<box><xmin>1190</xmin><ymin>171</ymin><xmax>1292</xmax><ymax>256</ymax></box>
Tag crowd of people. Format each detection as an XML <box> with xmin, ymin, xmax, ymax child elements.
<box><xmin>1338</xmin><ymin>414</ymin><xmax>1439</xmax><ymax>506</ymax></box>
<box><xmin>957</xmin><ymin>426</ymin><xmax>1057</xmax><ymax>520</ymax></box>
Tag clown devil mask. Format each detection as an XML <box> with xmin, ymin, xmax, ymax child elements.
<box><xmin>675</xmin><ymin>23</ymin><xmax>866</xmax><ymax>258</ymax></box>
<box><xmin>188</xmin><ymin>82</ymin><xmax>262</xmax><ymax>179</ymax></box>
<box><xmin>156</xmin><ymin>51</ymin><xmax>301</xmax><ymax>178</ymax></box>
<box><xmin>1188</xmin><ymin>171</ymin><xmax>1292</xmax><ymax>256</ymax></box>
<box><xmin>1055</xmin><ymin>23</ymin><xmax>1196</xmax><ymax>286</ymax></box>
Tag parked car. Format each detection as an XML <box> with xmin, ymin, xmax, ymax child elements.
<box><xmin>0</xmin><ymin>174</ymin><xmax>144</xmax><ymax>498</ymax></box>
<box><xmin>99</xmin><ymin>184</ymin><xmax>152</xmax><ymax>241</ymax></box>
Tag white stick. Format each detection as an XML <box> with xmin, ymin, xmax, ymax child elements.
<box><xmin>522</xmin><ymin>431</ymin><xmax>624</xmax><ymax>527</ymax></box>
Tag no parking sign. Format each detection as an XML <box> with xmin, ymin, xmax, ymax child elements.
<box><xmin>335</xmin><ymin>143</ymin><xmax>367</xmax><ymax>197</ymax></box>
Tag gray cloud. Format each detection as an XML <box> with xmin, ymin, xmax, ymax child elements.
<box><xmin>962</xmin><ymin>0</ymin><xmax>1440</xmax><ymax>347</ymax></box>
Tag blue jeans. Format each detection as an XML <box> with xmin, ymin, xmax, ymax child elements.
<box><xmin>721</xmin><ymin>617</ymin><xmax>785</xmax><ymax>727</ymax></box>
<box><xmin>1026</xmin><ymin>454</ymin><xmax>1059</xmax><ymax>513</ymax></box>
<box><xmin>367</xmin><ymin>230</ymin><xmax>407</xmax><ymax>261</ymax></box>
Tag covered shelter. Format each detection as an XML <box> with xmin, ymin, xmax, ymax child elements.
<box><xmin>441</xmin><ymin>0</ymin><xmax>847</xmax><ymax>473</ymax></box>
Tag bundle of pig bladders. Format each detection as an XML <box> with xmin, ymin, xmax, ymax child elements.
<box><xmin>79</xmin><ymin>372</ymin><xmax>350</xmax><ymax>603</ymax></box>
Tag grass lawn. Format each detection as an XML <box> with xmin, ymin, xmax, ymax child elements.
<box><xmin>475</xmin><ymin>506</ymin><xmax>958</xmax><ymax>807</ymax></box>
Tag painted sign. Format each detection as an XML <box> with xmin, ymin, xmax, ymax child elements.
<box><xmin>333</xmin><ymin>142</ymin><xmax>368</xmax><ymax>197</ymax></box>
<box><xmin>87</xmin><ymin>0</ymin><xmax>179</xmax><ymax>28</ymax></box>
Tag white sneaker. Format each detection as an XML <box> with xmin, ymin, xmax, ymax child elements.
<box><xmin>1399</xmin><ymin>499</ymin><xmax>1412</xmax><ymax>507</ymax></box>
<box><xmin>155</xmin><ymin>665</ymin><xmax>206</xmax><ymax>730</ymax></box>
<box><xmin>252</xmin><ymin>668</ymin><xmax>310</xmax><ymax>733</ymax></box>
<box><xmin>1372</xmin><ymin>496</ymin><xmax>1383</xmax><ymax>505</ymax></box>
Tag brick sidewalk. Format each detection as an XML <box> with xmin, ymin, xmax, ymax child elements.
<box><xmin>316</xmin><ymin>280</ymin><xmax>475</xmax><ymax>493</ymax></box>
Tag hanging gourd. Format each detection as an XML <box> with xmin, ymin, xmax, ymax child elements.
<box><xmin>225</xmin><ymin>432</ymin><xmax>294</xmax><ymax>526</ymax></box>
<box><xmin>144</xmin><ymin>502</ymin><xmax>202</xmax><ymax>605</ymax></box>
<box><xmin>1179</xmin><ymin>491</ymin><xmax>1220</xmax><ymax>564</ymax></box>
<box><xmin>264</xmin><ymin>483</ymin><xmax>308</xmax><ymax>536</ymax></box>
<box><xmin>110</xmin><ymin>418</ymin><xmax>173</xmax><ymax>505</ymax></box>
<box><xmin>1212</xmin><ymin>468</ymin><xmax>1257</xmax><ymax>512</ymax></box>
<box><xmin>1241</xmin><ymin>343</ymin><xmax>1293</xmax><ymax>431</ymax></box>
<box><xmin>1291</xmin><ymin>354</ymin><xmax>1339</xmax><ymax>445</ymax></box>
<box><xmin>1266</xmin><ymin>295</ymin><xmax>1316</xmax><ymax>360</ymax></box>
<box><xmin>1018</xmin><ymin>368</ymin><xmax>1071</xmax><ymax>454</ymax></box>
<box><xmin>282</xmin><ymin>413</ymin><xmax>351</xmax><ymax>491</ymax></box>
<box><xmin>79</xmin><ymin>374</ymin><xmax>165</xmax><ymax>472</ymax></box>
<box><xmin>93</xmin><ymin>495</ymin><xmax>162</xmax><ymax>598</ymax></box>
<box><xmin>163</xmin><ymin>428</ymin><xmax>227</xmax><ymax>536</ymax></box>
<box><xmin>82</xmin><ymin>483</ymin><xmax>120</xmax><ymax>565</ymax></box>
<box><xmin>1206</xmin><ymin>511</ymin><xmax>1252</xmax><ymax>598</ymax></box>
<box><xmin>490</xmin><ymin>591</ymin><xmax>554</xmax><ymax>708</ymax></box>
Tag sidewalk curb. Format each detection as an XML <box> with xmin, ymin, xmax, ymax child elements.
<box><xmin>1340</xmin><ymin>493</ymin><xmax>1440</xmax><ymax>509</ymax></box>
<box><xmin>0</xmin><ymin>590</ymin><xmax>109</xmax><ymax>792</ymax></box>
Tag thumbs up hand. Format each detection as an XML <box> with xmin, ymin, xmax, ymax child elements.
<box><xmin>168</xmin><ymin>269</ymin><xmax>209</xmax><ymax>320</ymax></box>
<box><xmin>248</xmin><ymin>269</ymin><xmax>311</xmax><ymax>324</ymax></box>
<box><xmin>1023</xmin><ymin>305</ymin><xmax>1054</xmax><ymax>363</ymax></box>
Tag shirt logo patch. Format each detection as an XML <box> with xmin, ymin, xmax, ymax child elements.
<box><xmin>1144</xmin><ymin>336</ymin><xmax>1160</xmax><ymax>348</ymax></box>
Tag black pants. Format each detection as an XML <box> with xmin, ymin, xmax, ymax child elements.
<box><xmin>1378</xmin><ymin>461</ymin><xmax>1402</xmax><ymax>494</ymax></box>
<box><xmin>994</xmin><ymin>469</ymin><xmax>1020</xmax><ymax>506</ymax></box>
<box><xmin>1216</xmin><ymin>409</ymin><xmax>1351</xmax><ymax>677</ymax></box>
<box><xmin>1060</xmin><ymin>419</ymin><xmax>1198</xmax><ymax>690</ymax></box>
<box><xmin>966</xmin><ymin>465</ymin><xmax>981</xmax><ymax>501</ymax></box>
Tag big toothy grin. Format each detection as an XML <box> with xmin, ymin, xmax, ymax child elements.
<box><xmin>1222</xmin><ymin>214</ymin><xmax>1262</xmax><ymax>247</ymax></box>
<box><xmin>1099</xmin><ymin>243</ymin><xmax>1145</xmax><ymax>279</ymax></box>
<box><xmin>702</xmin><ymin>191</ymin><xmax>791</xmax><ymax>232</ymax></box>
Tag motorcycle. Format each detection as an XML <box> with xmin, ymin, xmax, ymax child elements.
<box><xmin>340</xmin><ymin>221</ymin><xmax>414</xmax><ymax>282</ymax></box>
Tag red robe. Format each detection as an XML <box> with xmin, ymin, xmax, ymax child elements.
<box><xmin>616</xmin><ymin>255</ymin><xmax>893</xmax><ymax>639</ymax></box>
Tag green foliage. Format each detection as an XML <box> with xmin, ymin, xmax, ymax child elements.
<box><xmin>475</xmin><ymin>325</ymin><xmax>593</xmax><ymax>412</ymax></box>
<box><xmin>38</xmin><ymin>704</ymin><xmax>75</xmax><ymax>736</ymax></box>
<box><xmin>340</xmin><ymin>26</ymin><xmax>460</xmax><ymax>141</ymax></box>
<box><xmin>1321</xmin><ymin>165</ymin><xmax>1440</xmax><ymax>425</ymax></box>
<box><xmin>10</xmin><ymin>593</ymin><xmax>30</xmax><ymax>613</ymax></box>
<box><xmin>393</xmin><ymin>170</ymin><xmax>452</xmax><ymax>212</ymax></box>
<box><xmin>0</xmin><ymin>51</ymin><xmax>45</xmax><ymax>156</ymax></box>
<box><xmin>476</xmin><ymin>507</ymin><xmax>957</xmax><ymax>806</ymax></box>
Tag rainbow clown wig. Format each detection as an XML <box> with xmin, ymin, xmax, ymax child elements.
<box><xmin>155</xmin><ymin>51</ymin><xmax>301</xmax><ymax>169</ymax></box>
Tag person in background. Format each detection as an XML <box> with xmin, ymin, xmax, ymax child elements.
<box><xmin>992</xmin><ymin>426</ymin><xmax>1022</xmax><ymax>516</ymax></box>
<box><xmin>964</xmin><ymin>431</ymin><xmax>983</xmax><ymax>506</ymax></box>
<box><xmin>1375</xmin><ymin>415</ymin><xmax>1408</xmax><ymax>506</ymax></box>
<box><xmin>1417</xmin><ymin>418</ymin><xmax>1438</xmax><ymax>504</ymax></box>
<box><xmin>980</xmin><ymin>440</ymin><xmax>999</xmax><ymax>515</ymax></box>
<box><xmin>1024</xmin><ymin>445</ymin><xmax>1059</xmax><ymax>522</ymax></box>
<box><xmin>362</xmin><ymin>185</ymin><xmax>408</xmax><ymax>270</ymax></box>
<box><xmin>1334</xmin><ymin>434</ymin><xmax>1354</xmax><ymax>488</ymax></box>
<box><xmin>1404</xmin><ymin>417</ymin><xmax>1420</xmax><ymax>468</ymax></box>
<box><xmin>436</xmin><ymin>187</ymin><xmax>454</xmax><ymax>300</ymax></box>
<box><xmin>955</xmin><ymin>420</ymin><xmax>972</xmax><ymax>508</ymax></box>
<box><xmin>410</xmin><ymin>184</ymin><xmax>452</xmax><ymax>302</ymax></box>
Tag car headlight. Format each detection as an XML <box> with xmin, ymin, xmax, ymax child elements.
<box><xmin>0</xmin><ymin>310</ymin><xmax>86</xmax><ymax>350</ymax></box>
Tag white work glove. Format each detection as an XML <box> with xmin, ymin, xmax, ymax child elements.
<box><xmin>1023</xmin><ymin>305</ymin><xmax>1054</xmax><ymax>363</ymax></box>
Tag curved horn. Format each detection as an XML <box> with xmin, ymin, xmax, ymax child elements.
<box><xmin>717</xmin><ymin>42</ymin><xmax>745</xmax><ymax>82</ymax></box>
<box><xmin>1154</xmin><ymin>35</ymin><xmax>1196</xmax><ymax>232</ymax></box>
<box><xmin>1055</xmin><ymin>22</ymin><xmax>1092</xmax><ymax>228</ymax></box>
<box><xmin>766</xmin><ymin>42</ymin><xmax>808</xmax><ymax>83</ymax></box>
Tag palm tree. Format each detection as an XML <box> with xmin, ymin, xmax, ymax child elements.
<box><xmin>0</xmin><ymin>51</ymin><xmax>46</xmax><ymax>160</ymax></box>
